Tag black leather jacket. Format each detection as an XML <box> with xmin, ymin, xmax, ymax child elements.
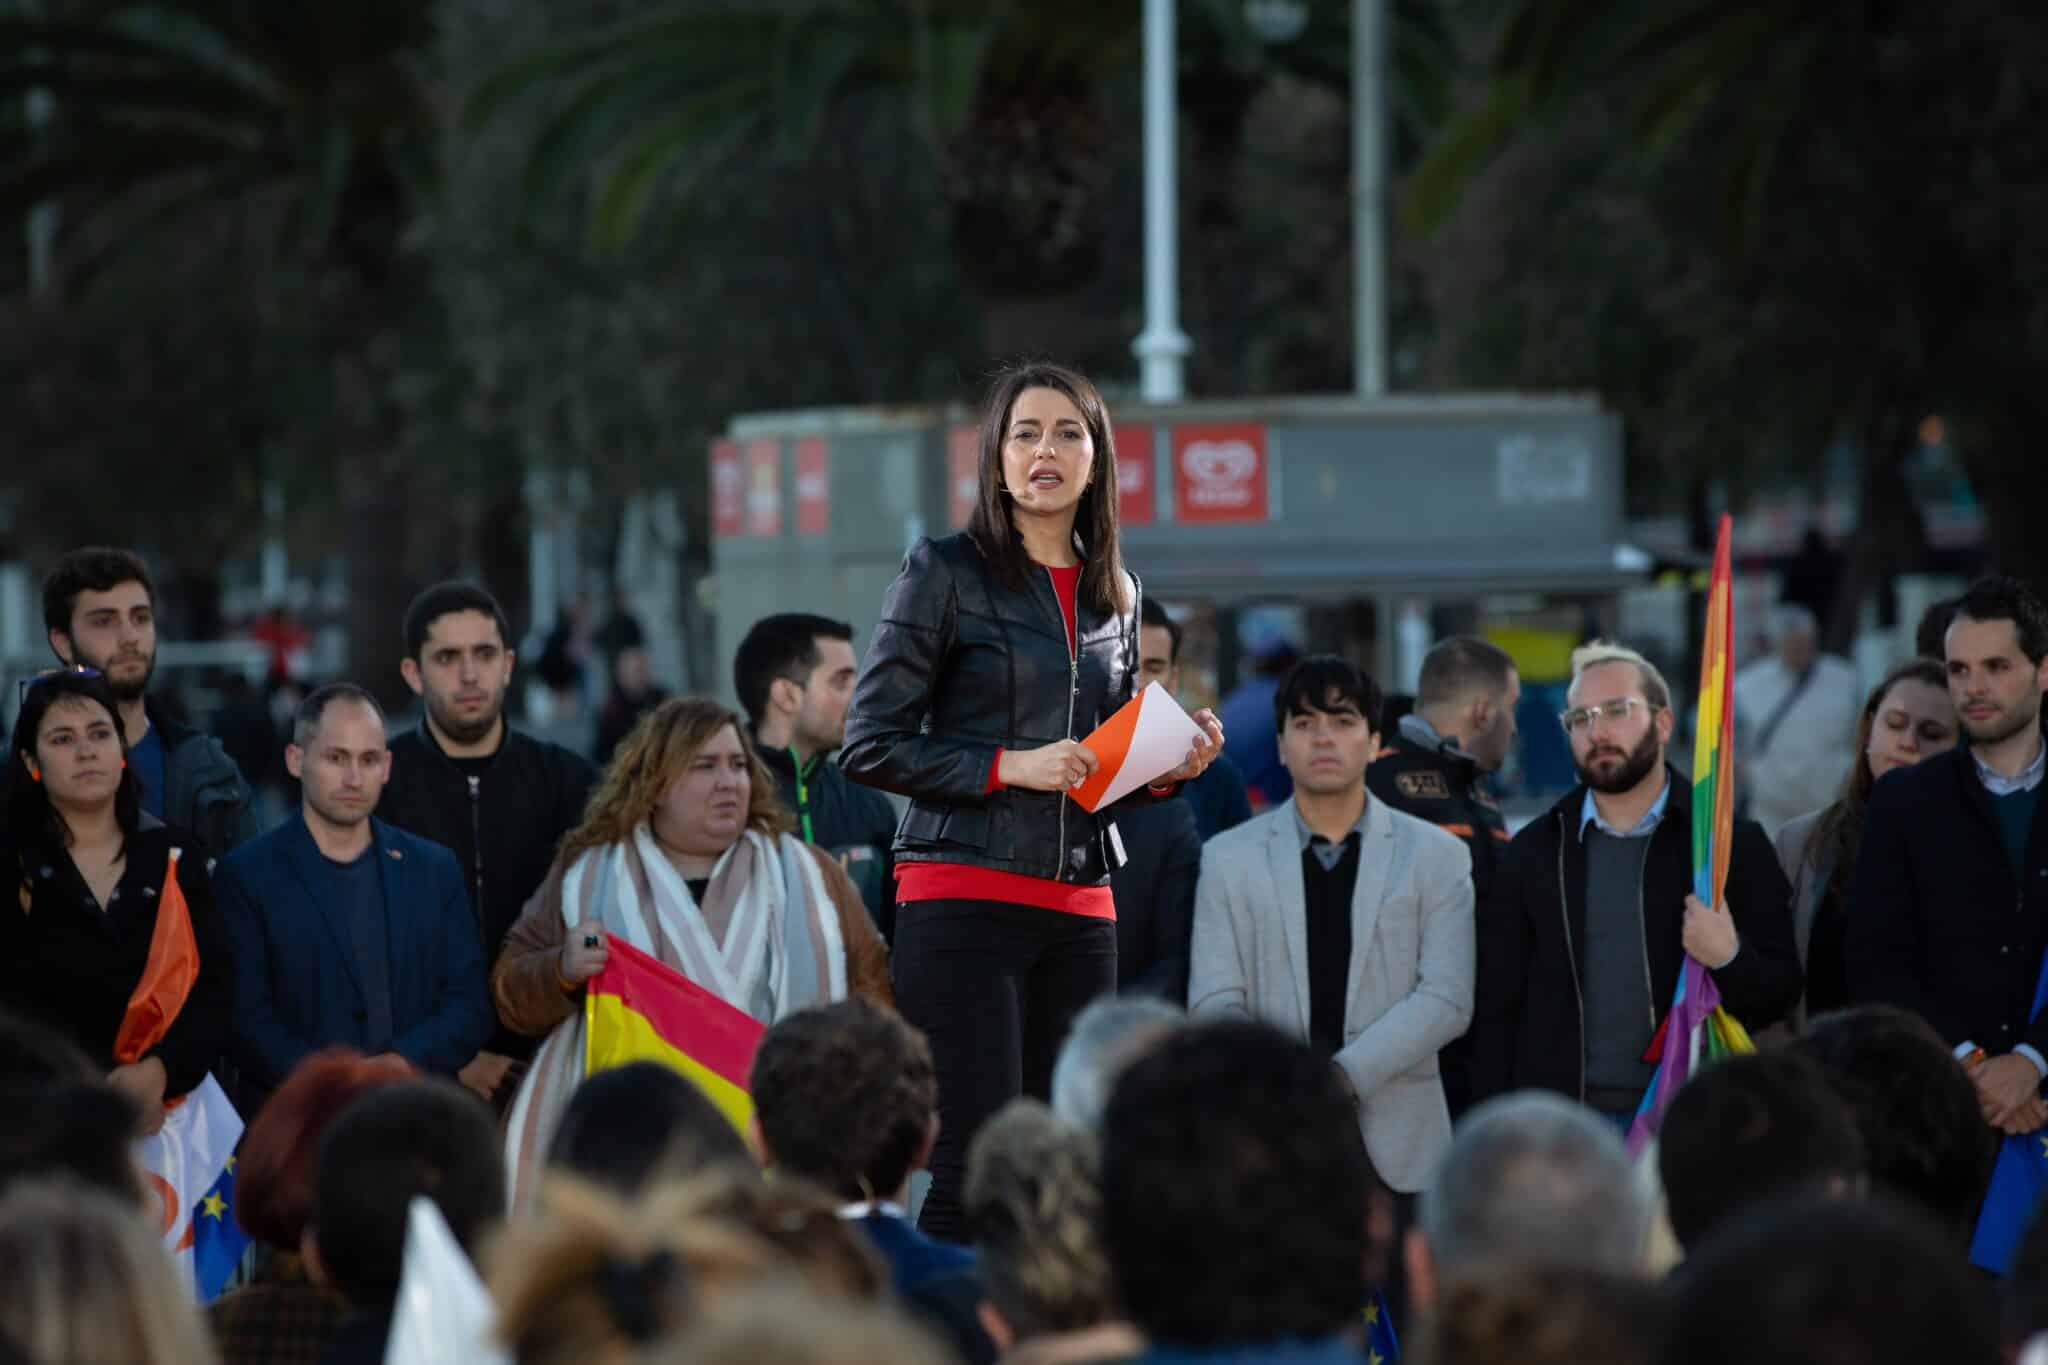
<box><xmin>841</xmin><ymin>533</ymin><xmax>1149</xmax><ymax>885</ymax></box>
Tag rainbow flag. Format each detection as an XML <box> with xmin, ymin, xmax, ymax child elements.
<box><xmin>1627</xmin><ymin>515</ymin><xmax>1755</xmax><ymax>1156</ymax></box>
<box><xmin>583</xmin><ymin>935</ymin><xmax>765</xmax><ymax>1133</ymax></box>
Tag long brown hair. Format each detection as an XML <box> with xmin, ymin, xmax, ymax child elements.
<box><xmin>966</xmin><ymin>362</ymin><xmax>1131</xmax><ymax>615</ymax></box>
<box><xmin>1802</xmin><ymin>657</ymin><xmax>1951</xmax><ymax>907</ymax></box>
<box><xmin>560</xmin><ymin>697</ymin><xmax>790</xmax><ymax>866</ymax></box>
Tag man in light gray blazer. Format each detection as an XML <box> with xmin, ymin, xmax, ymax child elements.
<box><xmin>1189</xmin><ymin>656</ymin><xmax>1476</xmax><ymax>1202</ymax></box>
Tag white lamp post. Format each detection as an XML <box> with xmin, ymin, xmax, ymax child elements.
<box><xmin>1132</xmin><ymin>0</ymin><xmax>1190</xmax><ymax>402</ymax></box>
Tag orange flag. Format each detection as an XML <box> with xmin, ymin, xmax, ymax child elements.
<box><xmin>113</xmin><ymin>850</ymin><xmax>199</xmax><ymax>1066</ymax></box>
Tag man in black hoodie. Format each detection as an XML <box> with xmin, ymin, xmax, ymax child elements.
<box><xmin>1468</xmin><ymin>640</ymin><xmax>1800</xmax><ymax>1121</ymax></box>
<box><xmin>377</xmin><ymin>582</ymin><xmax>597</xmax><ymax>1107</ymax></box>
<box><xmin>735</xmin><ymin>613</ymin><xmax>899</xmax><ymax>940</ymax></box>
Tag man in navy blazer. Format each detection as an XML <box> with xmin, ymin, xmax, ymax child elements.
<box><xmin>214</xmin><ymin>683</ymin><xmax>492</xmax><ymax>1110</ymax></box>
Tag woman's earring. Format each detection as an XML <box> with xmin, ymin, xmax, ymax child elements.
<box><xmin>26</xmin><ymin>765</ymin><xmax>40</xmax><ymax>783</ymax></box>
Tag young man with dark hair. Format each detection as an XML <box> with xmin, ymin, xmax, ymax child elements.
<box><xmin>1656</xmin><ymin>1050</ymin><xmax>1866</xmax><ymax>1252</ymax></box>
<box><xmin>305</xmin><ymin>1079</ymin><xmax>504</xmax><ymax>1365</ymax></box>
<box><xmin>1101</xmin><ymin>1018</ymin><xmax>1371</xmax><ymax>1362</ymax></box>
<box><xmin>1136</xmin><ymin>597</ymin><xmax>1251</xmax><ymax>841</ymax></box>
<box><xmin>748</xmin><ymin>998</ymin><xmax>990</xmax><ymax>1362</ymax></box>
<box><xmin>1662</xmin><ymin>1197</ymin><xmax>2000</xmax><ymax>1365</ymax></box>
<box><xmin>1367</xmin><ymin>634</ymin><xmax>1518</xmax><ymax>1118</ymax></box>
<box><xmin>214</xmin><ymin>684</ymin><xmax>493</xmax><ymax>1113</ymax></box>
<box><xmin>733</xmin><ymin>612</ymin><xmax>899</xmax><ymax>936</ymax></box>
<box><xmin>377</xmin><ymin>581</ymin><xmax>597</xmax><ymax>1108</ymax></box>
<box><xmin>1470</xmin><ymin>641</ymin><xmax>1800</xmax><ymax>1120</ymax></box>
<box><xmin>1189</xmin><ymin>654</ymin><xmax>1473</xmax><ymax>1333</ymax></box>
<box><xmin>1849</xmin><ymin>575</ymin><xmax>2048</xmax><ymax>1149</ymax></box>
<box><xmin>1795</xmin><ymin>1004</ymin><xmax>1996</xmax><ymax>1248</ymax></box>
<box><xmin>42</xmin><ymin>545</ymin><xmax>259</xmax><ymax>853</ymax></box>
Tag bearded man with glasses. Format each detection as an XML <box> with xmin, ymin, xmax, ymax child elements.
<box><xmin>1467</xmin><ymin>641</ymin><xmax>1800</xmax><ymax>1122</ymax></box>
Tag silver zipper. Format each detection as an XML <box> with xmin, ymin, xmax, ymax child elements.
<box><xmin>467</xmin><ymin>775</ymin><xmax>486</xmax><ymax>937</ymax></box>
<box><xmin>1635</xmin><ymin>839</ymin><xmax>1656</xmax><ymax>1033</ymax></box>
<box><xmin>1555</xmin><ymin>816</ymin><xmax>1587</xmax><ymax>1102</ymax></box>
<box><xmin>1048</xmin><ymin>566</ymin><xmax>1079</xmax><ymax>882</ymax></box>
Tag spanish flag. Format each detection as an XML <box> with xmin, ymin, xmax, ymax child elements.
<box><xmin>1627</xmin><ymin>515</ymin><xmax>1755</xmax><ymax>1155</ymax></box>
<box><xmin>583</xmin><ymin>935</ymin><xmax>765</xmax><ymax>1133</ymax></box>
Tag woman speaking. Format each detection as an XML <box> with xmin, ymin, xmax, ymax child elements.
<box><xmin>842</xmin><ymin>362</ymin><xmax>1222</xmax><ymax>1237</ymax></box>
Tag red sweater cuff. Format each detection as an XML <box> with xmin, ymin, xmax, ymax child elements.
<box><xmin>986</xmin><ymin>750</ymin><xmax>1005</xmax><ymax>793</ymax></box>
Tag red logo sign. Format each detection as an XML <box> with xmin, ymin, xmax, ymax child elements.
<box><xmin>744</xmin><ymin>438</ymin><xmax>782</xmax><ymax>537</ymax></box>
<box><xmin>711</xmin><ymin>438</ymin><xmax>743</xmax><ymax>538</ymax></box>
<box><xmin>1114</xmin><ymin>423</ymin><xmax>1155</xmax><ymax>526</ymax></box>
<box><xmin>948</xmin><ymin>425</ymin><xmax>980</xmax><ymax>530</ymax></box>
<box><xmin>795</xmin><ymin>438</ymin><xmax>830</xmax><ymax>535</ymax></box>
<box><xmin>1173</xmin><ymin>424</ymin><xmax>1269</xmax><ymax>523</ymax></box>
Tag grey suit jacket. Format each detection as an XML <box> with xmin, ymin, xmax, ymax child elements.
<box><xmin>1188</xmin><ymin>797</ymin><xmax>1475</xmax><ymax>1193</ymax></box>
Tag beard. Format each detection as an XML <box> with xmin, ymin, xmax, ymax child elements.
<box><xmin>426</xmin><ymin>686</ymin><xmax>505</xmax><ymax>747</ymax></box>
<box><xmin>1576</xmin><ymin>724</ymin><xmax>1662</xmax><ymax>795</ymax></box>
<box><xmin>72</xmin><ymin>643</ymin><xmax>154</xmax><ymax>703</ymax></box>
<box><xmin>1963</xmin><ymin>691</ymin><xmax>2043</xmax><ymax>746</ymax></box>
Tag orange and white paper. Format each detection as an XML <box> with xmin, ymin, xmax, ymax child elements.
<box><xmin>1068</xmin><ymin>682</ymin><xmax>1204</xmax><ymax>813</ymax></box>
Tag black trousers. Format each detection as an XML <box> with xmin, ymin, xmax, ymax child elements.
<box><xmin>892</xmin><ymin>897</ymin><xmax>1118</xmax><ymax>1241</ymax></box>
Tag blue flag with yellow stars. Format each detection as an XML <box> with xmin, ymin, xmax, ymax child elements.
<box><xmin>191</xmin><ymin>1156</ymin><xmax>251</xmax><ymax>1302</ymax></box>
<box><xmin>1970</xmin><ymin>939</ymin><xmax>2048</xmax><ymax>1275</ymax></box>
<box><xmin>1363</xmin><ymin>1287</ymin><xmax>1399</xmax><ymax>1364</ymax></box>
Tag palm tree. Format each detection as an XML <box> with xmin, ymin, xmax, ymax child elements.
<box><xmin>0</xmin><ymin>0</ymin><xmax>442</xmax><ymax>701</ymax></box>
<box><xmin>468</xmin><ymin>0</ymin><xmax>1456</xmax><ymax>369</ymax></box>
<box><xmin>1406</xmin><ymin>0</ymin><xmax>2048</xmax><ymax>629</ymax></box>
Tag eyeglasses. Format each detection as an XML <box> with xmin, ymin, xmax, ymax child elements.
<box><xmin>1559</xmin><ymin>697</ymin><xmax>1658</xmax><ymax>734</ymax></box>
<box><xmin>15</xmin><ymin>666</ymin><xmax>104</xmax><ymax>709</ymax></box>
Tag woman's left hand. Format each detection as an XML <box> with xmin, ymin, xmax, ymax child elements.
<box><xmin>107</xmin><ymin>1056</ymin><xmax>168</xmax><ymax>1135</ymax></box>
<box><xmin>1160</xmin><ymin>709</ymin><xmax>1224</xmax><ymax>786</ymax></box>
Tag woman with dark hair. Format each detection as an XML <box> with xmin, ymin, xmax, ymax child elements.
<box><xmin>841</xmin><ymin>362</ymin><xmax>1223</xmax><ymax>1238</ymax></box>
<box><xmin>493</xmin><ymin>696</ymin><xmax>891</xmax><ymax>1208</ymax></box>
<box><xmin>1775</xmin><ymin>657</ymin><xmax>1957</xmax><ymax>1016</ymax></box>
<box><xmin>0</xmin><ymin>669</ymin><xmax>231</xmax><ymax>1132</ymax></box>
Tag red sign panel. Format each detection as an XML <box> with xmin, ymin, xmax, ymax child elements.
<box><xmin>744</xmin><ymin>438</ymin><xmax>782</xmax><ymax>537</ymax></box>
<box><xmin>1173</xmin><ymin>424</ymin><xmax>1269</xmax><ymax>524</ymax></box>
<box><xmin>710</xmin><ymin>438</ymin><xmax>743</xmax><ymax>538</ymax></box>
<box><xmin>1114</xmin><ymin>423</ymin><xmax>1155</xmax><ymax>526</ymax></box>
<box><xmin>795</xmin><ymin>437</ymin><xmax>830</xmax><ymax>535</ymax></box>
<box><xmin>948</xmin><ymin>425</ymin><xmax>980</xmax><ymax>530</ymax></box>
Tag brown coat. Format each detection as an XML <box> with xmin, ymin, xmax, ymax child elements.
<box><xmin>492</xmin><ymin>838</ymin><xmax>892</xmax><ymax>1037</ymax></box>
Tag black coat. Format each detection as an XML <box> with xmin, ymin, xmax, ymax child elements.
<box><xmin>377</xmin><ymin>723</ymin><xmax>597</xmax><ymax>1058</ymax></box>
<box><xmin>841</xmin><ymin>533</ymin><xmax>1153</xmax><ymax>885</ymax></box>
<box><xmin>1468</xmin><ymin>768</ymin><xmax>1802</xmax><ymax>1104</ymax></box>
<box><xmin>0</xmin><ymin>821</ymin><xmax>232</xmax><ymax>1098</ymax></box>
<box><xmin>756</xmin><ymin>739</ymin><xmax>899</xmax><ymax>940</ymax></box>
<box><xmin>1109</xmin><ymin>796</ymin><xmax>1200</xmax><ymax>1000</ymax></box>
<box><xmin>1846</xmin><ymin>745</ymin><xmax>2048</xmax><ymax>1056</ymax></box>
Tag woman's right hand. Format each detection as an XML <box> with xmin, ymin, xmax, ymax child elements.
<box><xmin>559</xmin><ymin>932</ymin><xmax>611</xmax><ymax>988</ymax></box>
<box><xmin>998</xmin><ymin>740</ymin><xmax>1100</xmax><ymax>793</ymax></box>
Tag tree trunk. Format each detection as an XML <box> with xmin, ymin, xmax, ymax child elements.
<box><xmin>1823</xmin><ymin>413</ymin><xmax>1930</xmax><ymax>656</ymax></box>
<box><xmin>334</xmin><ymin>349</ymin><xmax>417</xmax><ymax>713</ymax></box>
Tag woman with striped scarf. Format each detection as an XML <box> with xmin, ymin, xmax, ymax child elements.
<box><xmin>492</xmin><ymin>697</ymin><xmax>891</xmax><ymax>1208</ymax></box>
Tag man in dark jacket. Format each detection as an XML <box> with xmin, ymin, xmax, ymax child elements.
<box><xmin>214</xmin><ymin>686</ymin><xmax>494</xmax><ymax>1114</ymax></box>
<box><xmin>43</xmin><ymin>545</ymin><xmax>260</xmax><ymax>855</ymax></box>
<box><xmin>1848</xmin><ymin>575</ymin><xmax>2048</xmax><ymax>1138</ymax></box>
<box><xmin>1108</xmin><ymin>796</ymin><xmax>1200</xmax><ymax>1001</ymax></box>
<box><xmin>1137</xmin><ymin>598</ymin><xmax>1252</xmax><ymax>842</ymax></box>
<box><xmin>1469</xmin><ymin>642</ymin><xmax>1800</xmax><ymax>1119</ymax></box>
<box><xmin>735</xmin><ymin>613</ymin><xmax>899</xmax><ymax>938</ymax></box>
<box><xmin>1369</xmin><ymin>636</ymin><xmax>1518</xmax><ymax>1116</ymax></box>
<box><xmin>376</xmin><ymin>583</ymin><xmax>597</xmax><ymax>1107</ymax></box>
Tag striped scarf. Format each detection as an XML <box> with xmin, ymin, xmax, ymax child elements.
<box><xmin>502</xmin><ymin>825</ymin><xmax>845</xmax><ymax>1211</ymax></box>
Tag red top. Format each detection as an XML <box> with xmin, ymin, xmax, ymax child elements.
<box><xmin>896</xmin><ymin>563</ymin><xmax>1115</xmax><ymax>919</ymax></box>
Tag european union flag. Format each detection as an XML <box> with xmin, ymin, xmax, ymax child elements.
<box><xmin>1970</xmin><ymin>943</ymin><xmax>2048</xmax><ymax>1275</ymax></box>
<box><xmin>191</xmin><ymin>1156</ymin><xmax>251</xmax><ymax>1302</ymax></box>
<box><xmin>1363</xmin><ymin>1287</ymin><xmax>1400</xmax><ymax>1364</ymax></box>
